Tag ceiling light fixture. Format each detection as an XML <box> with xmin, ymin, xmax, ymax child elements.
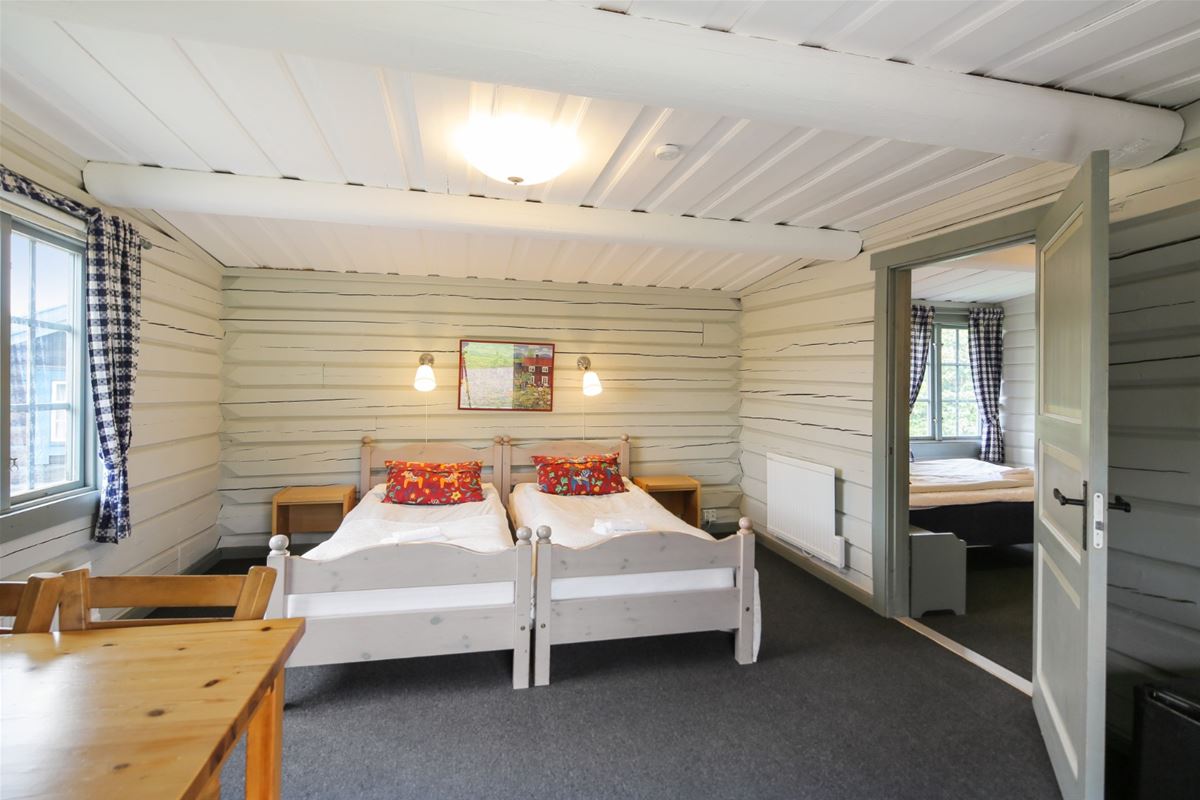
<box><xmin>456</xmin><ymin>114</ymin><xmax>580</xmax><ymax>186</ymax></box>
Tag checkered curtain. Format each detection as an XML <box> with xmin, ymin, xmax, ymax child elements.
<box><xmin>2</xmin><ymin>166</ymin><xmax>143</xmax><ymax>542</ymax></box>
<box><xmin>968</xmin><ymin>306</ymin><xmax>1005</xmax><ymax>464</ymax></box>
<box><xmin>909</xmin><ymin>305</ymin><xmax>934</xmax><ymax>410</ymax></box>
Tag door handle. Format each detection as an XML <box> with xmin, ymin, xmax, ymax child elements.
<box><xmin>1053</xmin><ymin>487</ymin><xmax>1086</xmax><ymax>507</ymax></box>
<box><xmin>1108</xmin><ymin>495</ymin><xmax>1132</xmax><ymax>513</ymax></box>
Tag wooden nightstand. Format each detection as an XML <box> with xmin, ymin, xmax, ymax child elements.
<box><xmin>633</xmin><ymin>475</ymin><xmax>702</xmax><ymax>528</ymax></box>
<box><xmin>272</xmin><ymin>485</ymin><xmax>356</xmax><ymax>537</ymax></box>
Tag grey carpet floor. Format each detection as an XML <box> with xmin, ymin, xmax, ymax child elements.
<box><xmin>214</xmin><ymin>545</ymin><xmax>1057</xmax><ymax>799</ymax></box>
<box><xmin>919</xmin><ymin>545</ymin><xmax>1034</xmax><ymax>680</ymax></box>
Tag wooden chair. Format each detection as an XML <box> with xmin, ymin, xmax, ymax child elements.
<box><xmin>58</xmin><ymin>566</ymin><xmax>276</xmax><ymax>631</ymax></box>
<box><xmin>0</xmin><ymin>573</ymin><xmax>64</xmax><ymax>634</ymax></box>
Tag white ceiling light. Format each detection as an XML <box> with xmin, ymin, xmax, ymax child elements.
<box><xmin>455</xmin><ymin>114</ymin><xmax>580</xmax><ymax>186</ymax></box>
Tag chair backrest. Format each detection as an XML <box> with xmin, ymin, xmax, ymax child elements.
<box><xmin>58</xmin><ymin>566</ymin><xmax>276</xmax><ymax>631</ymax></box>
<box><xmin>0</xmin><ymin>573</ymin><xmax>64</xmax><ymax>634</ymax></box>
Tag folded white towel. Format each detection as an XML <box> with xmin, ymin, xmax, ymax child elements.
<box><xmin>592</xmin><ymin>517</ymin><xmax>649</xmax><ymax>536</ymax></box>
<box><xmin>381</xmin><ymin>526</ymin><xmax>447</xmax><ymax>544</ymax></box>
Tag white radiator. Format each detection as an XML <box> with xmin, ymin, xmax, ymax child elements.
<box><xmin>767</xmin><ymin>453</ymin><xmax>843</xmax><ymax>568</ymax></box>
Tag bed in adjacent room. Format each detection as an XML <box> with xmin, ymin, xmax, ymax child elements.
<box><xmin>265</xmin><ymin>437</ymin><xmax>534</xmax><ymax>688</ymax></box>
<box><xmin>908</xmin><ymin>458</ymin><xmax>1035</xmax><ymax>547</ymax></box>
<box><xmin>504</xmin><ymin>435</ymin><xmax>760</xmax><ymax>686</ymax></box>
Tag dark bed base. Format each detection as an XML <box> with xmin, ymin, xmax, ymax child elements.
<box><xmin>909</xmin><ymin>501</ymin><xmax>1034</xmax><ymax>548</ymax></box>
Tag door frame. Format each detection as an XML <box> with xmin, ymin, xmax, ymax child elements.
<box><xmin>869</xmin><ymin>206</ymin><xmax>1046</xmax><ymax>617</ymax></box>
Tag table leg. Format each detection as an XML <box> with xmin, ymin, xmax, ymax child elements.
<box><xmin>245</xmin><ymin>671</ymin><xmax>285</xmax><ymax>799</ymax></box>
<box><xmin>198</xmin><ymin>773</ymin><xmax>221</xmax><ymax>800</ymax></box>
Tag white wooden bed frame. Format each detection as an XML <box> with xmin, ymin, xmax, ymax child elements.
<box><xmin>265</xmin><ymin>436</ymin><xmax>534</xmax><ymax>689</ymax></box>
<box><xmin>503</xmin><ymin>435</ymin><xmax>756</xmax><ymax>686</ymax></box>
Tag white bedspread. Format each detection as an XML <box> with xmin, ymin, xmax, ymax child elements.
<box><xmin>909</xmin><ymin>459</ymin><xmax>1035</xmax><ymax>508</ymax></box>
<box><xmin>509</xmin><ymin>479</ymin><xmax>712</xmax><ymax>547</ymax></box>
<box><xmin>509</xmin><ymin>479</ymin><xmax>761</xmax><ymax>660</ymax></box>
<box><xmin>304</xmin><ymin>483</ymin><xmax>513</xmax><ymax>560</ymax></box>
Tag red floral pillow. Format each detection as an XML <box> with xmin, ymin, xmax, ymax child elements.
<box><xmin>383</xmin><ymin>460</ymin><xmax>484</xmax><ymax>505</ymax></box>
<box><xmin>531</xmin><ymin>452</ymin><xmax>627</xmax><ymax>496</ymax></box>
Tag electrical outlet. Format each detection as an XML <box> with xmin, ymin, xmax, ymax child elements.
<box><xmin>701</xmin><ymin>509</ymin><xmax>718</xmax><ymax>526</ymax></box>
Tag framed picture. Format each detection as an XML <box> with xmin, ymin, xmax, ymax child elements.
<box><xmin>458</xmin><ymin>340</ymin><xmax>555</xmax><ymax>412</ymax></box>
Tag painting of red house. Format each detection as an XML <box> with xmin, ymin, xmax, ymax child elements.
<box><xmin>458</xmin><ymin>340</ymin><xmax>555</xmax><ymax>411</ymax></box>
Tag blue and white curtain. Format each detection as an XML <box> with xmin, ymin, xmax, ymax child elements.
<box><xmin>909</xmin><ymin>305</ymin><xmax>935</xmax><ymax>410</ymax></box>
<box><xmin>1</xmin><ymin>166</ymin><xmax>143</xmax><ymax>542</ymax></box>
<box><xmin>968</xmin><ymin>306</ymin><xmax>1005</xmax><ymax>464</ymax></box>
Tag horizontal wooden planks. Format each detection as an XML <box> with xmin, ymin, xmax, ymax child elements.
<box><xmin>219</xmin><ymin>270</ymin><xmax>743</xmax><ymax>541</ymax></box>
<box><xmin>1001</xmin><ymin>293</ymin><xmax>1036</xmax><ymax>467</ymax></box>
<box><xmin>1105</xmin><ymin>214</ymin><xmax>1200</xmax><ymax>742</ymax></box>
<box><xmin>0</xmin><ymin>116</ymin><xmax>224</xmax><ymax>582</ymax></box>
<box><xmin>739</xmin><ymin>254</ymin><xmax>875</xmax><ymax>593</ymax></box>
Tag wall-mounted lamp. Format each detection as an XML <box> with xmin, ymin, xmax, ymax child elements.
<box><xmin>578</xmin><ymin>356</ymin><xmax>602</xmax><ymax>440</ymax></box>
<box><xmin>414</xmin><ymin>353</ymin><xmax>436</xmax><ymax>442</ymax></box>
<box><xmin>578</xmin><ymin>356</ymin><xmax>603</xmax><ymax>397</ymax></box>
<box><xmin>414</xmin><ymin>353</ymin><xmax>436</xmax><ymax>392</ymax></box>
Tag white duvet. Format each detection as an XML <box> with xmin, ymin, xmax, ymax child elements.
<box><xmin>304</xmin><ymin>483</ymin><xmax>513</xmax><ymax>560</ymax></box>
<box><xmin>509</xmin><ymin>479</ymin><xmax>712</xmax><ymax>547</ymax></box>
<box><xmin>909</xmin><ymin>459</ymin><xmax>1035</xmax><ymax>508</ymax></box>
<box><xmin>509</xmin><ymin>479</ymin><xmax>761</xmax><ymax>660</ymax></box>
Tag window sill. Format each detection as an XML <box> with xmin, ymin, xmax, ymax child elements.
<box><xmin>0</xmin><ymin>488</ymin><xmax>99</xmax><ymax>545</ymax></box>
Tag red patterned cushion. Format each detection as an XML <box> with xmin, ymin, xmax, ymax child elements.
<box><xmin>382</xmin><ymin>460</ymin><xmax>484</xmax><ymax>505</ymax></box>
<box><xmin>531</xmin><ymin>452</ymin><xmax>627</xmax><ymax>496</ymax></box>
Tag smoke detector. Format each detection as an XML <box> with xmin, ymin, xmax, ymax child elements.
<box><xmin>654</xmin><ymin>144</ymin><xmax>682</xmax><ymax>161</ymax></box>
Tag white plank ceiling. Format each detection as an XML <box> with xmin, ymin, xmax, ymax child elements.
<box><xmin>599</xmin><ymin>0</ymin><xmax>1200</xmax><ymax>109</ymax></box>
<box><xmin>2</xmin><ymin>2</ymin><xmax>1197</xmax><ymax>291</ymax></box>
<box><xmin>912</xmin><ymin>243</ymin><xmax>1036</xmax><ymax>303</ymax></box>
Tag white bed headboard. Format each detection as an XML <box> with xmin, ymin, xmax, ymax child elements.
<box><xmin>501</xmin><ymin>435</ymin><xmax>631</xmax><ymax>500</ymax></box>
<box><xmin>359</xmin><ymin>436</ymin><xmax>505</xmax><ymax>497</ymax></box>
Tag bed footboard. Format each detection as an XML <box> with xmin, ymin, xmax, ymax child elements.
<box><xmin>533</xmin><ymin>518</ymin><xmax>756</xmax><ymax>686</ymax></box>
<box><xmin>266</xmin><ymin>529</ymin><xmax>533</xmax><ymax>689</ymax></box>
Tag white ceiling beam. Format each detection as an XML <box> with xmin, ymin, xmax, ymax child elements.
<box><xmin>8</xmin><ymin>1</ymin><xmax>1183</xmax><ymax>170</ymax></box>
<box><xmin>82</xmin><ymin>163</ymin><xmax>862</xmax><ymax>260</ymax></box>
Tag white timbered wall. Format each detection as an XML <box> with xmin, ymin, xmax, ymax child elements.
<box><xmin>0</xmin><ymin>111</ymin><xmax>224</xmax><ymax>580</ymax></box>
<box><xmin>1106</xmin><ymin>205</ymin><xmax>1200</xmax><ymax>743</ymax></box>
<box><xmin>1000</xmin><ymin>294</ymin><xmax>1035</xmax><ymax>468</ymax></box>
<box><xmin>218</xmin><ymin>270</ymin><xmax>742</xmax><ymax>544</ymax></box>
<box><xmin>739</xmin><ymin>254</ymin><xmax>875</xmax><ymax>594</ymax></box>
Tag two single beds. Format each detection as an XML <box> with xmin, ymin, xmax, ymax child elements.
<box><xmin>265</xmin><ymin>438</ymin><xmax>534</xmax><ymax>688</ymax></box>
<box><xmin>504</xmin><ymin>436</ymin><xmax>760</xmax><ymax>686</ymax></box>
<box><xmin>265</xmin><ymin>434</ymin><xmax>760</xmax><ymax>689</ymax></box>
<box><xmin>908</xmin><ymin>458</ymin><xmax>1035</xmax><ymax>547</ymax></box>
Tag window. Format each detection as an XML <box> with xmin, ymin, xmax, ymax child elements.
<box><xmin>910</xmin><ymin>323</ymin><xmax>981</xmax><ymax>441</ymax></box>
<box><xmin>2</xmin><ymin>214</ymin><xmax>92</xmax><ymax>511</ymax></box>
<box><xmin>49</xmin><ymin>381</ymin><xmax>69</xmax><ymax>443</ymax></box>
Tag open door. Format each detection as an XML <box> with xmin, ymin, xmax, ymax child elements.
<box><xmin>1033</xmin><ymin>150</ymin><xmax>1110</xmax><ymax>799</ymax></box>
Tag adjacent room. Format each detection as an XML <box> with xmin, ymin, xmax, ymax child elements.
<box><xmin>903</xmin><ymin>245</ymin><xmax>1038</xmax><ymax>681</ymax></box>
<box><xmin>1</xmin><ymin>3</ymin><xmax>1198</xmax><ymax>800</ymax></box>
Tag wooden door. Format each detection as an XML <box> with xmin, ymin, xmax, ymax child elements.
<box><xmin>1032</xmin><ymin>150</ymin><xmax>1110</xmax><ymax>800</ymax></box>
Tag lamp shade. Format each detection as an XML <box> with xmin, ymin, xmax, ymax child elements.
<box><xmin>581</xmin><ymin>370</ymin><xmax>603</xmax><ymax>397</ymax></box>
<box><xmin>456</xmin><ymin>114</ymin><xmax>580</xmax><ymax>186</ymax></box>
<box><xmin>413</xmin><ymin>363</ymin><xmax>437</xmax><ymax>392</ymax></box>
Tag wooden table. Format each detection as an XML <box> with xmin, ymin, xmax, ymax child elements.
<box><xmin>633</xmin><ymin>474</ymin><xmax>702</xmax><ymax>528</ymax></box>
<box><xmin>272</xmin><ymin>485</ymin><xmax>356</xmax><ymax>537</ymax></box>
<box><xmin>0</xmin><ymin>618</ymin><xmax>305</xmax><ymax>799</ymax></box>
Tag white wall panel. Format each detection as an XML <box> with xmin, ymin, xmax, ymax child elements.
<box><xmin>1000</xmin><ymin>294</ymin><xmax>1035</xmax><ymax>467</ymax></box>
<box><xmin>739</xmin><ymin>254</ymin><xmax>875</xmax><ymax>594</ymax></box>
<box><xmin>218</xmin><ymin>269</ymin><xmax>743</xmax><ymax>543</ymax></box>
<box><xmin>0</xmin><ymin>110</ymin><xmax>223</xmax><ymax>580</ymax></box>
<box><xmin>1105</xmin><ymin>214</ymin><xmax>1200</xmax><ymax>743</ymax></box>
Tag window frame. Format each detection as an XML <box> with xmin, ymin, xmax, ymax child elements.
<box><xmin>1</xmin><ymin>211</ymin><xmax>98</xmax><ymax>520</ymax></box>
<box><xmin>910</xmin><ymin>320</ymin><xmax>981</xmax><ymax>443</ymax></box>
